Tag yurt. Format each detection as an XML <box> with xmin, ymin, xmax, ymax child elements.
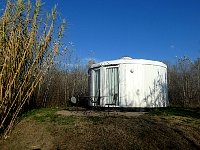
<box><xmin>88</xmin><ymin>57</ymin><xmax>168</xmax><ymax>108</ymax></box>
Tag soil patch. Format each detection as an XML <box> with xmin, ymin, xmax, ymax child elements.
<box><xmin>56</xmin><ymin>110</ymin><xmax>146</xmax><ymax>117</ymax></box>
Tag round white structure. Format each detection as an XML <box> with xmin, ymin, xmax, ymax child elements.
<box><xmin>88</xmin><ymin>57</ymin><xmax>168</xmax><ymax>108</ymax></box>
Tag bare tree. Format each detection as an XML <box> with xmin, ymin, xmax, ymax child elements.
<box><xmin>168</xmin><ymin>56</ymin><xmax>200</xmax><ymax>107</ymax></box>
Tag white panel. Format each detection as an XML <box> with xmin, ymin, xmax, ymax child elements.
<box><xmin>142</xmin><ymin>65</ymin><xmax>168</xmax><ymax>107</ymax></box>
<box><xmin>119</xmin><ymin>64</ymin><xmax>126</xmax><ymax>106</ymax></box>
<box><xmin>125</xmin><ymin>64</ymin><xmax>135</xmax><ymax>107</ymax></box>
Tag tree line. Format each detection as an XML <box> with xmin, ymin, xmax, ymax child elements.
<box><xmin>167</xmin><ymin>57</ymin><xmax>200</xmax><ymax>107</ymax></box>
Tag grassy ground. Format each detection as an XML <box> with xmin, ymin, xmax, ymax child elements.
<box><xmin>0</xmin><ymin>107</ymin><xmax>200</xmax><ymax>150</ymax></box>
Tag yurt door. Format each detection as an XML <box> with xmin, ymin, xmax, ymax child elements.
<box><xmin>106</xmin><ymin>67</ymin><xmax>119</xmax><ymax>106</ymax></box>
<box><xmin>94</xmin><ymin>69</ymin><xmax>100</xmax><ymax>105</ymax></box>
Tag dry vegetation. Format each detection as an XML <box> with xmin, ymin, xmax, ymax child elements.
<box><xmin>35</xmin><ymin>62</ymin><xmax>88</xmax><ymax>108</ymax></box>
<box><xmin>167</xmin><ymin>57</ymin><xmax>200</xmax><ymax>107</ymax></box>
<box><xmin>0</xmin><ymin>0</ymin><xmax>65</xmax><ymax>137</ymax></box>
<box><xmin>0</xmin><ymin>107</ymin><xmax>199</xmax><ymax>150</ymax></box>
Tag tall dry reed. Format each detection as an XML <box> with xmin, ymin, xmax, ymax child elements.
<box><xmin>0</xmin><ymin>0</ymin><xmax>65</xmax><ymax>138</ymax></box>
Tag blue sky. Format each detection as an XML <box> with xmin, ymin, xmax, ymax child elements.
<box><xmin>37</xmin><ymin>0</ymin><xmax>200</xmax><ymax>62</ymax></box>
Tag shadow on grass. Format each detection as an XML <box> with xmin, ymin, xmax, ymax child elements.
<box><xmin>22</xmin><ymin>108</ymin><xmax>76</xmax><ymax>125</ymax></box>
<box><xmin>86</xmin><ymin>116</ymin><xmax>104</xmax><ymax>125</ymax></box>
<box><xmin>150</xmin><ymin>107</ymin><xmax>200</xmax><ymax>119</ymax></box>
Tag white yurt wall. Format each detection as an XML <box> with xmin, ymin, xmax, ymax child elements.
<box><xmin>88</xmin><ymin>57</ymin><xmax>168</xmax><ymax>108</ymax></box>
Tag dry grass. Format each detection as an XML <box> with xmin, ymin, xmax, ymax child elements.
<box><xmin>0</xmin><ymin>107</ymin><xmax>200</xmax><ymax>150</ymax></box>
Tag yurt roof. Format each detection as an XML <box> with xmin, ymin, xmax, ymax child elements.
<box><xmin>90</xmin><ymin>57</ymin><xmax>167</xmax><ymax>69</ymax></box>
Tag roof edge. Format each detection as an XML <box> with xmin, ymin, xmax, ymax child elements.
<box><xmin>90</xmin><ymin>58</ymin><xmax>167</xmax><ymax>69</ymax></box>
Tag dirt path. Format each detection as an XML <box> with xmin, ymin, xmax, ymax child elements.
<box><xmin>56</xmin><ymin>110</ymin><xmax>147</xmax><ymax>117</ymax></box>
